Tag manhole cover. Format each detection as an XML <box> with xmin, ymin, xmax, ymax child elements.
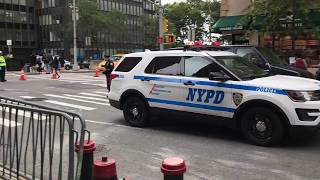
<box><xmin>24</xmin><ymin>98</ymin><xmax>48</xmax><ymax>102</ymax></box>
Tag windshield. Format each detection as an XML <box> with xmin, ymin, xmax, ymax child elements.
<box><xmin>257</xmin><ymin>47</ymin><xmax>288</xmax><ymax>66</ymax></box>
<box><xmin>213</xmin><ymin>56</ymin><xmax>269</xmax><ymax>80</ymax></box>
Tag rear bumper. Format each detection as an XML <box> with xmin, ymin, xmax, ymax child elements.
<box><xmin>109</xmin><ymin>99</ymin><xmax>121</xmax><ymax>110</ymax></box>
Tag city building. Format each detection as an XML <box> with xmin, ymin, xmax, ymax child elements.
<box><xmin>213</xmin><ymin>0</ymin><xmax>320</xmax><ymax>63</ymax></box>
<box><xmin>0</xmin><ymin>0</ymin><xmax>158</xmax><ymax>70</ymax></box>
<box><xmin>0</xmin><ymin>0</ymin><xmax>37</xmax><ymax>70</ymax></box>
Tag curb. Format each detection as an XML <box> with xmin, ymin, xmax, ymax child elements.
<box><xmin>9</xmin><ymin>70</ymin><xmax>96</xmax><ymax>75</ymax></box>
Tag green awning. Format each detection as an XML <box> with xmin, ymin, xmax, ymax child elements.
<box><xmin>212</xmin><ymin>15</ymin><xmax>250</xmax><ymax>33</ymax></box>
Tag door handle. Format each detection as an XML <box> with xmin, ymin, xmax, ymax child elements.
<box><xmin>183</xmin><ymin>81</ymin><xmax>195</xmax><ymax>86</ymax></box>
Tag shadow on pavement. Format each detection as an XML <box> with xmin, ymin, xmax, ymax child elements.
<box><xmin>113</xmin><ymin>116</ymin><xmax>320</xmax><ymax>148</ymax></box>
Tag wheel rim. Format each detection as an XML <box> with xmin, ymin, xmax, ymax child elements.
<box><xmin>248</xmin><ymin>114</ymin><xmax>273</xmax><ymax>140</ymax></box>
<box><xmin>127</xmin><ymin>102</ymin><xmax>143</xmax><ymax>123</ymax></box>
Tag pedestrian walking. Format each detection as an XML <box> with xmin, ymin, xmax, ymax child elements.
<box><xmin>35</xmin><ymin>54</ymin><xmax>44</xmax><ymax>73</ymax></box>
<box><xmin>58</xmin><ymin>55</ymin><xmax>65</xmax><ymax>71</ymax></box>
<box><xmin>0</xmin><ymin>51</ymin><xmax>7</xmax><ymax>82</ymax></box>
<box><xmin>103</xmin><ymin>56</ymin><xmax>114</xmax><ymax>93</ymax></box>
<box><xmin>47</xmin><ymin>53</ymin><xmax>54</xmax><ymax>74</ymax></box>
<box><xmin>43</xmin><ymin>53</ymin><xmax>50</xmax><ymax>74</ymax></box>
<box><xmin>52</xmin><ymin>55</ymin><xmax>60</xmax><ymax>78</ymax></box>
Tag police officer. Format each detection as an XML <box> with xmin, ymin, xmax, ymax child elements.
<box><xmin>0</xmin><ymin>51</ymin><xmax>7</xmax><ymax>82</ymax></box>
<box><xmin>103</xmin><ymin>56</ymin><xmax>114</xmax><ymax>92</ymax></box>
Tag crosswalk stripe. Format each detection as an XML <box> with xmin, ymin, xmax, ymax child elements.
<box><xmin>20</xmin><ymin>96</ymin><xmax>96</xmax><ymax>111</ymax></box>
<box><xmin>63</xmin><ymin>94</ymin><xmax>109</xmax><ymax>102</ymax></box>
<box><xmin>1</xmin><ymin>107</ymin><xmax>45</xmax><ymax>119</ymax></box>
<box><xmin>0</xmin><ymin>119</ymin><xmax>22</xmax><ymax>127</ymax></box>
<box><xmin>45</xmin><ymin>100</ymin><xmax>96</xmax><ymax>110</ymax></box>
<box><xmin>81</xmin><ymin>83</ymin><xmax>106</xmax><ymax>87</ymax></box>
<box><xmin>93</xmin><ymin>91</ymin><xmax>108</xmax><ymax>95</ymax></box>
<box><xmin>44</xmin><ymin>94</ymin><xmax>109</xmax><ymax>106</ymax></box>
<box><xmin>79</xmin><ymin>92</ymin><xmax>106</xmax><ymax>97</ymax></box>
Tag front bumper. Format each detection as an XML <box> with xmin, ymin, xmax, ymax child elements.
<box><xmin>284</xmin><ymin>100</ymin><xmax>320</xmax><ymax>127</ymax></box>
<box><xmin>109</xmin><ymin>99</ymin><xmax>121</xmax><ymax>110</ymax></box>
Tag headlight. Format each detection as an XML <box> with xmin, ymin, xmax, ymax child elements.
<box><xmin>285</xmin><ymin>90</ymin><xmax>320</xmax><ymax>102</ymax></box>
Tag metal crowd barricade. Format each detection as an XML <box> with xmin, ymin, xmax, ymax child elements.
<box><xmin>0</xmin><ymin>96</ymin><xmax>87</xmax><ymax>180</ymax></box>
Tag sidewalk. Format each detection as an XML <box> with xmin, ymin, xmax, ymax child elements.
<box><xmin>9</xmin><ymin>69</ymin><xmax>95</xmax><ymax>75</ymax></box>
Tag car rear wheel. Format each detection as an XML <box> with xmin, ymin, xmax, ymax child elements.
<box><xmin>65</xmin><ymin>65</ymin><xmax>71</xmax><ymax>70</ymax></box>
<box><xmin>240</xmin><ymin>107</ymin><xmax>284</xmax><ymax>146</ymax></box>
<box><xmin>123</xmin><ymin>97</ymin><xmax>149</xmax><ymax>127</ymax></box>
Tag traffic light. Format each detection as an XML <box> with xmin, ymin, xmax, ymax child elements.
<box><xmin>162</xmin><ymin>17</ymin><xmax>169</xmax><ymax>33</ymax></box>
<box><xmin>163</xmin><ymin>34</ymin><xmax>176</xmax><ymax>44</ymax></box>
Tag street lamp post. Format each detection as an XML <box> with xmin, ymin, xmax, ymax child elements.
<box><xmin>158</xmin><ymin>0</ymin><xmax>164</xmax><ymax>51</ymax></box>
<box><xmin>146</xmin><ymin>0</ymin><xmax>163</xmax><ymax>51</ymax></box>
<box><xmin>72</xmin><ymin>0</ymin><xmax>79</xmax><ymax>70</ymax></box>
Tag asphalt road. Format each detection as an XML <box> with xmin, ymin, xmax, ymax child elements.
<box><xmin>1</xmin><ymin>72</ymin><xmax>320</xmax><ymax>180</ymax></box>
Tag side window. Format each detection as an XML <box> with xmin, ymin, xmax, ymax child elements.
<box><xmin>115</xmin><ymin>57</ymin><xmax>142</xmax><ymax>72</ymax></box>
<box><xmin>145</xmin><ymin>56</ymin><xmax>183</xmax><ymax>76</ymax></box>
<box><xmin>236</xmin><ymin>48</ymin><xmax>262</xmax><ymax>65</ymax></box>
<box><xmin>184</xmin><ymin>56</ymin><xmax>223</xmax><ymax>78</ymax></box>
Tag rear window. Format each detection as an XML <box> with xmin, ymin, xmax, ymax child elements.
<box><xmin>115</xmin><ymin>57</ymin><xmax>142</xmax><ymax>72</ymax></box>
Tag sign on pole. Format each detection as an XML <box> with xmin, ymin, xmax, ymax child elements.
<box><xmin>6</xmin><ymin>40</ymin><xmax>12</xmax><ymax>46</ymax></box>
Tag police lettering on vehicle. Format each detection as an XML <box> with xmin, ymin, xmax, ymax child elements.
<box><xmin>186</xmin><ymin>88</ymin><xmax>225</xmax><ymax>104</ymax></box>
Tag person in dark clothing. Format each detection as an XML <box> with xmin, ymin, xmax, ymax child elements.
<box><xmin>103</xmin><ymin>56</ymin><xmax>114</xmax><ymax>92</ymax></box>
<box><xmin>59</xmin><ymin>56</ymin><xmax>65</xmax><ymax>70</ymax></box>
<box><xmin>52</xmin><ymin>55</ymin><xmax>60</xmax><ymax>78</ymax></box>
<box><xmin>47</xmin><ymin>53</ymin><xmax>54</xmax><ymax>74</ymax></box>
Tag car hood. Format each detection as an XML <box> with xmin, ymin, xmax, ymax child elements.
<box><xmin>244</xmin><ymin>75</ymin><xmax>320</xmax><ymax>91</ymax></box>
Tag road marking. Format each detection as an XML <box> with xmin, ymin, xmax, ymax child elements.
<box><xmin>79</xmin><ymin>92</ymin><xmax>106</xmax><ymax>97</ymax></box>
<box><xmin>44</xmin><ymin>94</ymin><xmax>109</xmax><ymax>106</ymax></box>
<box><xmin>85</xmin><ymin>120</ymin><xmax>141</xmax><ymax>130</ymax></box>
<box><xmin>63</xmin><ymin>94</ymin><xmax>109</xmax><ymax>102</ymax></box>
<box><xmin>45</xmin><ymin>100</ymin><xmax>96</xmax><ymax>110</ymax></box>
<box><xmin>0</xmin><ymin>119</ymin><xmax>22</xmax><ymax>127</ymax></box>
<box><xmin>20</xmin><ymin>95</ymin><xmax>96</xmax><ymax>111</ymax></box>
<box><xmin>20</xmin><ymin>96</ymin><xmax>36</xmax><ymax>99</ymax></box>
<box><xmin>94</xmin><ymin>91</ymin><xmax>108</xmax><ymax>95</ymax></box>
<box><xmin>81</xmin><ymin>83</ymin><xmax>106</xmax><ymax>87</ymax></box>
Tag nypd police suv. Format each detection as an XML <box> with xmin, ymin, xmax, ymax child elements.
<box><xmin>108</xmin><ymin>50</ymin><xmax>320</xmax><ymax>146</ymax></box>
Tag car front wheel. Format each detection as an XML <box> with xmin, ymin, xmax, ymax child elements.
<box><xmin>240</xmin><ymin>107</ymin><xmax>284</xmax><ymax>146</ymax></box>
<box><xmin>123</xmin><ymin>97</ymin><xmax>149</xmax><ymax>127</ymax></box>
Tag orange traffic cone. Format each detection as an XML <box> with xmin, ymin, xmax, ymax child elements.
<box><xmin>19</xmin><ymin>69</ymin><xmax>26</xmax><ymax>81</ymax></box>
<box><xmin>51</xmin><ymin>69</ymin><xmax>57</xmax><ymax>80</ymax></box>
<box><xmin>94</xmin><ymin>67</ymin><xmax>99</xmax><ymax>77</ymax></box>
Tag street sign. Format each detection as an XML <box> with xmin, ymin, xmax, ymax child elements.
<box><xmin>6</xmin><ymin>40</ymin><xmax>12</xmax><ymax>46</ymax></box>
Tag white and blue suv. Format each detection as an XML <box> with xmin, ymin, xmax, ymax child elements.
<box><xmin>109</xmin><ymin>50</ymin><xmax>320</xmax><ymax>146</ymax></box>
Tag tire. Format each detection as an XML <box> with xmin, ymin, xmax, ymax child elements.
<box><xmin>65</xmin><ymin>65</ymin><xmax>71</xmax><ymax>70</ymax></box>
<box><xmin>123</xmin><ymin>97</ymin><xmax>149</xmax><ymax>127</ymax></box>
<box><xmin>240</xmin><ymin>107</ymin><xmax>284</xmax><ymax>146</ymax></box>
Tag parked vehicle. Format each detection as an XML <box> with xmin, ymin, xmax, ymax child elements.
<box><xmin>64</xmin><ymin>60</ymin><xmax>72</xmax><ymax>70</ymax></box>
<box><xmin>109</xmin><ymin>50</ymin><xmax>320</xmax><ymax>146</ymax></box>
<box><xmin>223</xmin><ymin>45</ymin><xmax>315</xmax><ymax>79</ymax></box>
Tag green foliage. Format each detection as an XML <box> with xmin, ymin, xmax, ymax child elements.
<box><xmin>78</xmin><ymin>0</ymin><xmax>127</xmax><ymax>34</ymax></box>
<box><xmin>246</xmin><ymin>0</ymin><xmax>320</xmax><ymax>34</ymax></box>
<box><xmin>164</xmin><ymin>0</ymin><xmax>220</xmax><ymax>39</ymax></box>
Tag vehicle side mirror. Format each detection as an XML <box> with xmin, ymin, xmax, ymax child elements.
<box><xmin>209</xmin><ymin>72</ymin><xmax>231</xmax><ymax>82</ymax></box>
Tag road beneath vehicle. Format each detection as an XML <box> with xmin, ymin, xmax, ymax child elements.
<box><xmin>1</xmin><ymin>72</ymin><xmax>320</xmax><ymax>180</ymax></box>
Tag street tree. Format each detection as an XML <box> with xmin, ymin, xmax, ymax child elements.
<box><xmin>246</xmin><ymin>0</ymin><xmax>320</xmax><ymax>50</ymax></box>
<box><xmin>164</xmin><ymin>0</ymin><xmax>220</xmax><ymax>41</ymax></box>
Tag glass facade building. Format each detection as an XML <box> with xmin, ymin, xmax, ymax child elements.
<box><xmin>0</xmin><ymin>0</ymin><xmax>158</xmax><ymax>69</ymax></box>
<box><xmin>38</xmin><ymin>0</ymin><xmax>158</xmax><ymax>61</ymax></box>
<box><xmin>0</xmin><ymin>0</ymin><xmax>36</xmax><ymax>69</ymax></box>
